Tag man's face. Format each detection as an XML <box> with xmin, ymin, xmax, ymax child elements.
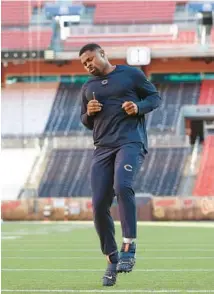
<box><xmin>80</xmin><ymin>49</ymin><xmax>106</xmax><ymax>76</ymax></box>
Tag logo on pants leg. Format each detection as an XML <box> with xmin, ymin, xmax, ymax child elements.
<box><xmin>124</xmin><ymin>164</ymin><xmax>133</xmax><ymax>172</ymax></box>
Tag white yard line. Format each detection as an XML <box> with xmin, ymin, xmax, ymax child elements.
<box><xmin>2</xmin><ymin>290</ymin><xmax>214</xmax><ymax>293</ymax></box>
<box><xmin>2</xmin><ymin>268</ymin><xmax>214</xmax><ymax>272</ymax></box>
<box><xmin>1</xmin><ymin>236</ymin><xmax>21</xmax><ymax>240</ymax></box>
<box><xmin>1</xmin><ymin>240</ymin><xmax>214</xmax><ymax>247</ymax></box>
<box><xmin>2</xmin><ymin>221</ymin><xmax>214</xmax><ymax>228</ymax></box>
<box><xmin>2</xmin><ymin>256</ymin><xmax>214</xmax><ymax>260</ymax></box>
<box><xmin>2</xmin><ymin>240</ymin><xmax>214</xmax><ymax>247</ymax></box>
<box><xmin>2</xmin><ymin>248</ymin><xmax>214</xmax><ymax>252</ymax></box>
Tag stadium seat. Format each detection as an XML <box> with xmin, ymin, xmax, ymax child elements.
<box><xmin>2</xmin><ymin>29</ymin><xmax>52</xmax><ymax>50</ymax></box>
<box><xmin>44</xmin><ymin>83</ymin><xmax>89</xmax><ymax>135</ymax></box>
<box><xmin>198</xmin><ymin>80</ymin><xmax>214</xmax><ymax>105</ymax></box>
<box><xmin>93</xmin><ymin>1</ymin><xmax>176</xmax><ymax>24</ymax></box>
<box><xmin>1</xmin><ymin>1</ymin><xmax>32</xmax><ymax>26</ymax></box>
<box><xmin>38</xmin><ymin>147</ymin><xmax>188</xmax><ymax>197</ymax></box>
<box><xmin>193</xmin><ymin>136</ymin><xmax>214</xmax><ymax>196</ymax></box>
<box><xmin>44</xmin><ymin>82</ymin><xmax>201</xmax><ymax>135</ymax></box>
<box><xmin>1</xmin><ymin>0</ymin><xmax>56</xmax><ymax>26</ymax></box>
<box><xmin>63</xmin><ymin>31</ymin><xmax>196</xmax><ymax>50</ymax></box>
<box><xmin>147</xmin><ymin>82</ymin><xmax>201</xmax><ymax>132</ymax></box>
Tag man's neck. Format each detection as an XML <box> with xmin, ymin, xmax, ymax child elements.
<box><xmin>103</xmin><ymin>63</ymin><xmax>116</xmax><ymax>76</ymax></box>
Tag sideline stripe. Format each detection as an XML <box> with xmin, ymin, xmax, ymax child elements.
<box><xmin>2</xmin><ymin>221</ymin><xmax>214</xmax><ymax>228</ymax></box>
<box><xmin>2</xmin><ymin>249</ymin><xmax>214</xmax><ymax>252</ymax></box>
<box><xmin>2</xmin><ymin>268</ymin><xmax>214</xmax><ymax>272</ymax></box>
<box><xmin>2</xmin><ymin>290</ymin><xmax>214</xmax><ymax>293</ymax></box>
<box><xmin>2</xmin><ymin>256</ymin><xmax>214</xmax><ymax>260</ymax></box>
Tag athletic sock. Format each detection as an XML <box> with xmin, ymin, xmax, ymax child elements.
<box><xmin>123</xmin><ymin>238</ymin><xmax>135</xmax><ymax>244</ymax></box>
<box><xmin>107</xmin><ymin>251</ymin><xmax>119</xmax><ymax>264</ymax></box>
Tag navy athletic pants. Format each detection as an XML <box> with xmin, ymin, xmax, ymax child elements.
<box><xmin>90</xmin><ymin>142</ymin><xmax>145</xmax><ymax>255</ymax></box>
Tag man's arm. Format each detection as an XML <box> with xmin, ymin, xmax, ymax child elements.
<box><xmin>134</xmin><ymin>68</ymin><xmax>161</xmax><ymax>116</ymax></box>
<box><xmin>80</xmin><ymin>87</ymin><xmax>94</xmax><ymax>130</ymax></box>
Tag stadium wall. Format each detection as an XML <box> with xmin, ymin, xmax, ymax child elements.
<box><xmin>1</xmin><ymin>197</ymin><xmax>214</xmax><ymax>221</ymax></box>
<box><xmin>2</xmin><ymin>58</ymin><xmax>214</xmax><ymax>83</ymax></box>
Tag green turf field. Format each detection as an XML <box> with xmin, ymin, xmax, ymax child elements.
<box><xmin>1</xmin><ymin>221</ymin><xmax>214</xmax><ymax>294</ymax></box>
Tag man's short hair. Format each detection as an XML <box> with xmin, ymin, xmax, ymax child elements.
<box><xmin>79</xmin><ymin>43</ymin><xmax>101</xmax><ymax>57</ymax></box>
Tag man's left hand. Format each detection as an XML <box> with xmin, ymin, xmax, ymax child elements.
<box><xmin>122</xmin><ymin>101</ymin><xmax>138</xmax><ymax>115</ymax></box>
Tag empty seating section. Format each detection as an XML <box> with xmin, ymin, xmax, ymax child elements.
<box><xmin>38</xmin><ymin>147</ymin><xmax>188</xmax><ymax>197</ymax></box>
<box><xmin>135</xmin><ymin>147</ymin><xmax>188</xmax><ymax>196</ymax></box>
<box><xmin>44</xmin><ymin>83</ymin><xmax>87</xmax><ymax>135</ymax></box>
<box><xmin>1</xmin><ymin>83</ymin><xmax>57</xmax><ymax>136</ymax></box>
<box><xmin>93</xmin><ymin>1</ymin><xmax>176</xmax><ymax>24</ymax></box>
<box><xmin>2</xmin><ymin>0</ymin><xmax>55</xmax><ymax>26</ymax></box>
<box><xmin>1</xmin><ymin>149</ymin><xmax>38</xmax><ymax>200</ymax></box>
<box><xmin>146</xmin><ymin>83</ymin><xmax>200</xmax><ymax>132</ymax></box>
<box><xmin>39</xmin><ymin>149</ymin><xmax>93</xmax><ymax>197</ymax></box>
<box><xmin>63</xmin><ymin>31</ymin><xmax>196</xmax><ymax>50</ymax></box>
<box><xmin>2</xmin><ymin>1</ymin><xmax>32</xmax><ymax>26</ymax></box>
<box><xmin>198</xmin><ymin>80</ymin><xmax>214</xmax><ymax>104</ymax></box>
<box><xmin>2</xmin><ymin>29</ymin><xmax>52</xmax><ymax>50</ymax></box>
<box><xmin>44</xmin><ymin>82</ymin><xmax>200</xmax><ymax>135</ymax></box>
<box><xmin>193</xmin><ymin>136</ymin><xmax>214</xmax><ymax>196</ymax></box>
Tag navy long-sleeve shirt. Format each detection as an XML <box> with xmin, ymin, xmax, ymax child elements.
<box><xmin>80</xmin><ymin>65</ymin><xmax>161</xmax><ymax>152</ymax></box>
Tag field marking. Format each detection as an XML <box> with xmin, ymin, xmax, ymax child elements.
<box><xmin>1</xmin><ymin>236</ymin><xmax>21</xmax><ymax>240</ymax></box>
<box><xmin>2</xmin><ymin>290</ymin><xmax>214</xmax><ymax>293</ymax></box>
<box><xmin>2</xmin><ymin>248</ymin><xmax>214</xmax><ymax>252</ymax></box>
<box><xmin>2</xmin><ymin>256</ymin><xmax>214</xmax><ymax>260</ymax></box>
<box><xmin>2</xmin><ymin>241</ymin><xmax>214</xmax><ymax>247</ymax></box>
<box><xmin>2</xmin><ymin>268</ymin><xmax>214</xmax><ymax>272</ymax></box>
<box><xmin>2</xmin><ymin>221</ymin><xmax>214</xmax><ymax>228</ymax></box>
<box><xmin>2</xmin><ymin>240</ymin><xmax>214</xmax><ymax>247</ymax></box>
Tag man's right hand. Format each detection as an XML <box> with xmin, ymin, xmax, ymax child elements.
<box><xmin>87</xmin><ymin>100</ymin><xmax>103</xmax><ymax>116</ymax></box>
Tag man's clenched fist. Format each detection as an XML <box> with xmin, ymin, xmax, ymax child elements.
<box><xmin>122</xmin><ymin>101</ymin><xmax>138</xmax><ymax>115</ymax></box>
<box><xmin>87</xmin><ymin>99</ymin><xmax>103</xmax><ymax>116</ymax></box>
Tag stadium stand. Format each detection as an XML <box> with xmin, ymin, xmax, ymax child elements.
<box><xmin>44</xmin><ymin>83</ymin><xmax>84</xmax><ymax>135</ymax></box>
<box><xmin>38</xmin><ymin>147</ymin><xmax>189</xmax><ymax>197</ymax></box>
<box><xmin>44</xmin><ymin>82</ymin><xmax>200</xmax><ymax>135</ymax></box>
<box><xmin>93</xmin><ymin>1</ymin><xmax>176</xmax><ymax>24</ymax></box>
<box><xmin>1</xmin><ymin>83</ymin><xmax>58</xmax><ymax>136</ymax></box>
<box><xmin>1</xmin><ymin>1</ymin><xmax>32</xmax><ymax>26</ymax></box>
<box><xmin>198</xmin><ymin>80</ymin><xmax>214</xmax><ymax>105</ymax></box>
<box><xmin>2</xmin><ymin>29</ymin><xmax>52</xmax><ymax>50</ymax></box>
<box><xmin>1</xmin><ymin>148</ymin><xmax>38</xmax><ymax>200</ymax></box>
<box><xmin>193</xmin><ymin>136</ymin><xmax>214</xmax><ymax>196</ymax></box>
<box><xmin>1</xmin><ymin>0</ymin><xmax>213</xmax><ymax>203</ymax></box>
<box><xmin>63</xmin><ymin>31</ymin><xmax>197</xmax><ymax>49</ymax></box>
<box><xmin>1</xmin><ymin>0</ymin><xmax>55</xmax><ymax>26</ymax></box>
<box><xmin>147</xmin><ymin>82</ymin><xmax>201</xmax><ymax>132</ymax></box>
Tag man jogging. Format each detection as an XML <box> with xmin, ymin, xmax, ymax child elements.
<box><xmin>79</xmin><ymin>43</ymin><xmax>161</xmax><ymax>287</ymax></box>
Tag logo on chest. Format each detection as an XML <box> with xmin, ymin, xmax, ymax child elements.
<box><xmin>101</xmin><ymin>79</ymin><xmax>108</xmax><ymax>85</ymax></box>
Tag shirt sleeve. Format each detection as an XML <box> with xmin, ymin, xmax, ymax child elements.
<box><xmin>80</xmin><ymin>85</ymin><xmax>94</xmax><ymax>130</ymax></box>
<box><xmin>133</xmin><ymin>68</ymin><xmax>162</xmax><ymax>116</ymax></box>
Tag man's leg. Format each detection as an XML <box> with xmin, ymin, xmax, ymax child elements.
<box><xmin>113</xmin><ymin>143</ymin><xmax>145</xmax><ymax>273</ymax></box>
<box><xmin>91</xmin><ymin>147</ymin><xmax>118</xmax><ymax>286</ymax></box>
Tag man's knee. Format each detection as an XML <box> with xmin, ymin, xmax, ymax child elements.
<box><xmin>92</xmin><ymin>197</ymin><xmax>111</xmax><ymax>217</ymax></box>
<box><xmin>114</xmin><ymin>182</ymin><xmax>133</xmax><ymax>197</ymax></box>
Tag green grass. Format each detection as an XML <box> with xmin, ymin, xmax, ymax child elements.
<box><xmin>1</xmin><ymin>221</ymin><xmax>214</xmax><ymax>294</ymax></box>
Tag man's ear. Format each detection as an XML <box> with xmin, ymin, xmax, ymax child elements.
<box><xmin>100</xmin><ymin>49</ymin><xmax>105</xmax><ymax>58</ymax></box>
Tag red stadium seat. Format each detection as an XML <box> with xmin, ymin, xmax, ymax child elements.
<box><xmin>1</xmin><ymin>0</ymin><xmax>55</xmax><ymax>26</ymax></box>
<box><xmin>93</xmin><ymin>1</ymin><xmax>176</xmax><ymax>24</ymax></box>
<box><xmin>2</xmin><ymin>29</ymin><xmax>52</xmax><ymax>50</ymax></box>
<box><xmin>198</xmin><ymin>80</ymin><xmax>214</xmax><ymax>105</ymax></box>
<box><xmin>193</xmin><ymin>136</ymin><xmax>214</xmax><ymax>196</ymax></box>
<box><xmin>63</xmin><ymin>31</ymin><xmax>196</xmax><ymax>49</ymax></box>
<box><xmin>1</xmin><ymin>1</ymin><xmax>32</xmax><ymax>26</ymax></box>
